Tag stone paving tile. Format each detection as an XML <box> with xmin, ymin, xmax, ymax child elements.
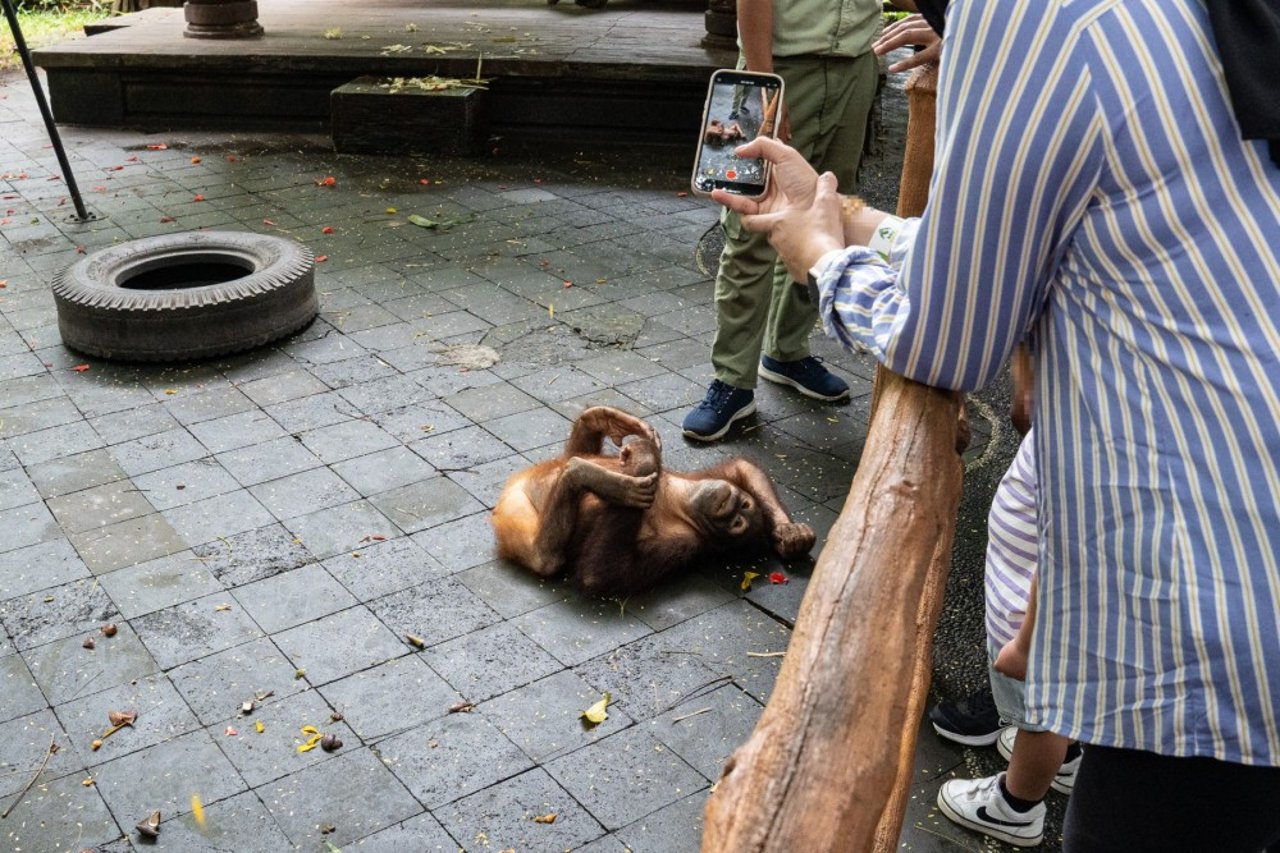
<box><xmin>645</xmin><ymin>683</ymin><xmax>763</xmax><ymax>782</ymax></box>
<box><xmin>248</xmin><ymin>466</ymin><xmax>362</xmax><ymax>522</ymax></box>
<box><xmin>232</xmin><ymin>563</ymin><xmax>357</xmax><ymax>634</ymax></box>
<box><xmin>189</xmin><ymin>523</ymin><xmax>314</xmax><ymax>589</ymax></box>
<box><xmin>545</xmin><ymin>725</ymin><xmax>706</xmax><ymax>831</ymax></box>
<box><xmin>214</xmin><ymin>435</ymin><xmax>324</xmax><ymax>487</ymax></box>
<box><xmin>109</xmin><ymin>427</ymin><xmax>208</xmax><ymax>478</ymax></box>
<box><xmin>445</xmin><ymin>454</ymin><xmax>530</xmax><ymax>509</ymax></box>
<box><xmin>283</xmin><ymin>498</ymin><xmax>400</xmax><ymax>560</ymax></box>
<box><xmin>91</xmin><ymin>729</ymin><xmax>246</xmax><ymax>827</ymax></box>
<box><xmin>456</xmin><ymin>559</ymin><xmax>571</xmax><ymax>619</ymax></box>
<box><xmin>479</xmin><ymin>669</ymin><xmax>635</xmax><ymax>764</ymax></box>
<box><xmin>168</xmin><ymin>637</ymin><xmax>309</xmax><ymax>727</ymax></box>
<box><xmin>0</xmin><ymin>500</ymin><xmax>60</xmax><ymax>556</ymax></box>
<box><xmin>0</xmin><ymin>538</ymin><xmax>90</xmax><ymax>600</ymax></box>
<box><xmin>45</xmin><ymin>478</ymin><xmax>154</xmax><ymax>535</ymax></box>
<box><xmin>511</xmin><ymin>594</ymin><xmax>653</xmax><ymax>668</ymax></box>
<box><xmin>348</xmin><ymin>810</ymin><xmax>459</xmax><ymax>852</ymax></box>
<box><xmin>422</xmin><ymin>621</ymin><xmax>564</xmax><ymax>704</ymax></box>
<box><xmin>0</xmin><ymin>653</ymin><xmax>45</xmax><ymax>725</ymax></box>
<box><xmin>132</xmin><ymin>593</ymin><xmax>265</xmax><ymax>671</ymax></box>
<box><xmin>25</xmin><ymin>447</ymin><xmax>127</xmax><ymax>499</ymax></box>
<box><xmin>8</xmin><ymin>420</ymin><xmax>105</xmax><ymax>467</ymax></box>
<box><xmin>186</xmin><ymin>408</ymin><xmax>288</xmax><ymax>455</ymax></box>
<box><xmin>161</xmin><ymin>488</ymin><xmax>277</xmax><ymax>548</ymax></box>
<box><xmin>436</xmin><ymin>766</ymin><xmax>607</xmax><ymax>851</ymax></box>
<box><xmin>321</xmin><ymin>535</ymin><xmax>443</xmax><ymax>601</ymax></box>
<box><xmin>369</xmin><ymin>474</ymin><xmax>485</xmax><ymax>534</ymax></box>
<box><xmin>55</xmin><ymin>674</ymin><xmax>201</xmax><ymax>764</ymax></box>
<box><xmin>573</xmin><ymin>629</ymin><xmax>728</xmax><ymax>724</ymax></box>
<box><xmin>25</xmin><ymin>620</ymin><xmax>159</xmax><ymax>706</ymax></box>
<box><xmin>4</xmin><ymin>770</ymin><xmax>121</xmax><ymax>851</ymax></box>
<box><xmin>376</xmin><ymin>710</ymin><xmax>533</xmax><ymax>810</ymax></box>
<box><xmin>410</xmin><ymin>423</ymin><xmax>516</xmax><ymax>470</ymax></box>
<box><xmin>411</xmin><ymin>511</ymin><xmax>497</xmax><ymax>573</ymax></box>
<box><xmin>0</xmin><ymin>709</ymin><xmax>85</xmax><ymax>800</ymax></box>
<box><xmin>318</xmin><ymin>655</ymin><xmax>460</xmax><ymax>742</ymax></box>
<box><xmin>331</xmin><ymin>444</ymin><xmax>437</xmax><ymax>497</ymax></box>
<box><xmin>212</xmin><ymin>688</ymin><xmax>355</xmax><ymax>788</ymax></box>
<box><xmin>258</xmin><ymin>746</ymin><xmax>423</xmax><ymax>848</ymax></box>
<box><xmin>367</xmin><ymin>575</ymin><xmax>501</xmax><ymax>649</ymax></box>
<box><xmin>68</xmin><ymin>510</ymin><xmax>188</xmax><ymax>575</ymax></box>
<box><xmin>273</xmin><ymin>606</ymin><xmax>408</xmax><ymax>686</ymax></box>
<box><xmin>614</xmin><ymin>790</ymin><xmax>709</xmax><ymax>853</ymax></box>
<box><xmin>297</xmin><ymin>417</ymin><xmax>400</xmax><ymax>465</ymax></box>
<box><xmin>0</xmin><ymin>576</ymin><xmax>121</xmax><ymax>651</ymax></box>
<box><xmin>89</xmin><ymin>401</ymin><xmax>184</xmax><ymax>445</ymax></box>
<box><xmin>131</xmin><ymin>457</ymin><xmax>241</xmax><ymax>512</ymax></box>
<box><xmin>235</xmin><ymin>366</ymin><xmax>329</xmax><ymax>407</ymax></box>
<box><xmin>142</xmin><ymin>789</ymin><xmax>294</xmax><ymax>852</ymax></box>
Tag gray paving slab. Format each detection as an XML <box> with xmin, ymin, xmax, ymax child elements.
<box><xmin>273</xmin><ymin>605</ymin><xmax>408</xmax><ymax>686</ymax></box>
<box><xmin>211</xmin><ymin>688</ymin><xmax>355</xmax><ymax>788</ymax></box>
<box><xmin>132</xmin><ymin>593</ymin><xmax>266</xmax><ymax>671</ymax></box>
<box><xmin>24</xmin><ymin>621</ymin><xmax>159</xmax><ymax>706</ymax></box>
<box><xmin>0</xmin><ymin>575</ymin><xmax>121</xmax><ymax>651</ymax></box>
<box><xmin>479</xmin><ymin>669</ymin><xmax>636</xmax><ymax>765</ymax></box>
<box><xmin>0</xmin><ymin>766</ymin><xmax>121</xmax><ymax>853</ymax></box>
<box><xmin>436</xmin><ymin>766</ymin><xmax>607</xmax><ymax>851</ymax></box>
<box><xmin>0</xmin><ymin>537</ymin><xmax>90</xmax><ymax>601</ymax></box>
<box><xmin>0</xmin><ymin>653</ymin><xmax>45</xmax><ymax>725</ymax></box>
<box><xmin>317</xmin><ymin>655</ymin><xmax>460</xmax><ymax>742</ymax></box>
<box><xmin>167</xmin><ymin>637</ymin><xmax>309</xmax><ymax>727</ymax></box>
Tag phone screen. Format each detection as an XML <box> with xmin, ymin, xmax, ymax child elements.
<box><xmin>691</xmin><ymin>71</ymin><xmax>783</xmax><ymax>197</ymax></box>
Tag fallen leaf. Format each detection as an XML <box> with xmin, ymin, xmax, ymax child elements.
<box><xmin>262</xmin><ymin>218</ymin><xmax>276</xmax><ymax>226</ymax></box>
<box><xmin>315</xmin><ymin>255</ymin><xmax>329</xmax><ymax>263</ymax></box>
<box><xmin>191</xmin><ymin>794</ymin><xmax>206</xmax><ymax>828</ymax></box>
<box><xmin>563</xmin><ymin>281</ymin><xmax>573</xmax><ymax>289</ymax></box>
<box><xmin>385</xmin><ymin>207</ymin><xmax>397</xmax><ymax>214</ymax></box>
<box><xmin>323</xmin><ymin>27</ymin><xmax>343</xmax><ymax>39</ymax></box>
<box><xmin>449</xmin><ymin>701</ymin><xmax>474</xmax><ymax>714</ymax></box>
<box><xmin>296</xmin><ymin>725</ymin><xmax>325</xmax><ymax>753</ymax></box>
<box><xmin>82</xmin><ymin>777</ymin><xmax>94</xmax><ymax>787</ymax></box>
<box><xmin>193</xmin><ymin>194</ymin><xmax>205</xmax><ymax>202</ymax></box>
<box><xmin>321</xmin><ymin>226</ymin><xmax>333</xmax><ymax>234</ymax></box>
<box><xmin>419</xmin><ymin>178</ymin><xmax>430</xmax><ymax>186</ymax></box>
<box><xmin>768</xmin><ymin>572</ymin><xmax>789</xmax><ymax>585</ymax></box>
<box><xmin>294</xmin><ymin>669</ymin><xmax>307</xmax><ymax>680</ymax></box>
<box><xmin>159</xmin><ymin>215</ymin><xmax>176</xmax><ymax>223</ymax></box>
<box><xmin>740</xmin><ymin>571</ymin><xmax>761</xmax><ymax>591</ymax></box>
<box><xmin>191</xmin><ymin>156</ymin><xmax>202</xmax><ymax>164</ymax></box>
<box><xmin>91</xmin><ymin>739</ymin><xmax>104</xmax><ymax>750</ymax></box>
<box><xmin>316</xmin><ymin>175</ymin><xmax>336</xmax><ymax>187</ymax></box>
<box><xmin>406</xmin><ymin>634</ymin><xmax>427</xmax><ymax>649</ymax></box>
<box><xmin>213</xmin><ymin>603</ymin><xmax>232</xmax><ymax>612</ymax></box>
<box><xmin>255</xmin><ymin>721</ymin><xmax>265</xmax><ymax>733</ymax></box>
<box><xmin>164</xmin><ymin>389</ymin><xmax>177</xmax><ymax>396</ymax></box>
<box><xmin>126</xmin><ymin>155</ymin><xmax>139</xmax><ymax>163</ymax></box>
<box><xmin>677</xmin><ymin>191</ymin><xmax>688</xmax><ymax>197</ymax></box>
<box><xmin>580</xmin><ymin>692</ymin><xmax>611</xmax><ymax>727</ymax></box>
<box><xmin>75</xmin><ymin>246</ymin><xmax>85</xmax><ymax>254</ymax></box>
<box><xmin>226</xmin><ymin>154</ymin><xmax>236</xmax><ymax>162</ymax></box>
<box><xmin>533</xmin><ymin>813</ymin><xmax>557</xmax><ymax>824</ymax></box>
<box><xmin>146</xmin><ymin>143</ymin><xmax>168</xmax><ymax>150</ymax></box>
<box><xmin>407</xmin><ymin>214</ymin><xmax>437</xmax><ymax>228</ymax></box>
<box><xmin>72</xmin><ymin>364</ymin><xmax>91</xmax><ymax>373</ymax></box>
<box><xmin>240</xmin><ymin>700</ymin><xmax>255</xmax><ymax>715</ymax></box>
<box><xmin>224</xmin><ymin>726</ymin><xmax>238</xmax><ymax>736</ymax></box>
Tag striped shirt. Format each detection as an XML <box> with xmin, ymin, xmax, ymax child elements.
<box><xmin>812</xmin><ymin>0</ymin><xmax>1280</xmax><ymax>765</ymax></box>
<box><xmin>985</xmin><ymin>430</ymin><xmax>1038</xmax><ymax>649</ymax></box>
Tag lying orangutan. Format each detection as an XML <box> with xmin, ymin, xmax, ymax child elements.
<box><xmin>491</xmin><ymin>406</ymin><xmax>815</xmax><ymax>596</ymax></box>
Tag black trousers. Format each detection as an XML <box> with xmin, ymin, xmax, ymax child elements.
<box><xmin>1064</xmin><ymin>745</ymin><xmax>1280</xmax><ymax>852</ymax></box>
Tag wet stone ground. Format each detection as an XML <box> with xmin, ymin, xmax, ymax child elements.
<box><xmin>0</xmin><ymin>58</ymin><xmax>1056</xmax><ymax>852</ymax></box>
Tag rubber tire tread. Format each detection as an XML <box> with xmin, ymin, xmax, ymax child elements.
<box><xmin>52</xmin><ymin>230</ymin><xmax>317</xmax><ymax>362</ymax></box>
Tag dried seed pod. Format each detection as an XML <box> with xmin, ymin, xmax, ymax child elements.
<box><xmin>82</xmin><ymin>637</ymin><xmax>96</xmax><ymax>650</ymax></box>
<box><xmin>136</xmin><ymin>810</ymin><xmax>161</xmax><ymax>838</ymax></box>
<box><xmin>320</xmin><ymin>734</ymin><xmax>343</xmax><ymax>752</ymax></box>
<box><xmin>107</xmin><ymin>709</ymin><xmax>138</xmax><ymax>727</ymax></box>
<box><xmin>90</xmin><ymin>739</ymin><xmax>104</xmax><ymax>751</ymax></box>
<box><xmin>101</xmin><ymin>623</ymin><xmax>118</xmax><ymax>637</ymax></box>
<box><xmin>329</xmin><ymin>711</ymin><xmax>344</xmax><ymax>722</ymax></box>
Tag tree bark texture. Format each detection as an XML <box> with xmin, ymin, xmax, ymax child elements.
<box><xmin>701</xmin><ymin>372</ymin><xmax>964</xmax><ymax>852</ymax></box>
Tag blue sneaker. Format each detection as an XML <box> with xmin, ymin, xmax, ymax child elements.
<box><xmin>758</xmin><ymin>355</ymin><xmax>850</xmax><ymax>401</ymax></box>
<box><xmin>682</xmin><ymin>379</ymin><xmax>756</xmax><ymax>441</ymax></box>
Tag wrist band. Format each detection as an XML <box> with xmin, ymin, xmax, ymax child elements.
<box><xmin>868</xmin><ymin>215</ymin><xmax>905</xmax><ymax>262</ymax></box>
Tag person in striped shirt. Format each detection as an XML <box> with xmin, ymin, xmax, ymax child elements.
<box><xmin>715</xmin><ymin>0</ymin><xmax>1280</xmax><ymax>847</ymax></box>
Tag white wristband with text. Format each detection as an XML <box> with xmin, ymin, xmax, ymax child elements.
<box><xmin>867</xmin><ymin>215</ymin><xmax>906</xmax><ymax>262</ymax></box>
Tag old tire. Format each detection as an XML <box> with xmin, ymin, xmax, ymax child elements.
<box><xmin>53</xmin><ymin>231</ymin><xmax>317</xmax><ymax>362</ymax></box>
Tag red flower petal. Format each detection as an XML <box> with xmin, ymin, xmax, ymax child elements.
<box><xmin>768</xmin><ymin>572</ymin><xmax>789</xmax><ymax>585</ymax></box>
<box><xmin>321</xmin><ymin>226</ymin><xmax>333</xmax><ymax>234</ymax></box>
<box><xmin>193</xmin><ymin>194</ymin><xmax>205</xmax><ymax>202</ymax></box>
<box><xmin>315</xmin><ymin>255</ymin><xmax>328</xmax><ymax>263</ymax></box>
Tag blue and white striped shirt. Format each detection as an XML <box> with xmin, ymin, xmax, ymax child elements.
<box><xmin>813</xmin><ymin>0</ymin><xmax>1280</xmax><ymax>765</ymax></box>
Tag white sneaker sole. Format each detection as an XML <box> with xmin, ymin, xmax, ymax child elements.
<box><xmin>931</xmin><ymin>722</ymin><xmax>1004</xmax><ymax>747</ymax></box>
<box><xmin>758</xmin><ymin>364</ymin><xmax>850</xmax><ymax>401</ymax></box>
<box><xmin>936</xmin><ymin>789</ymin><xmax>1044</xmax><ymax>848</ymax></box>
<box><xmin>682</xmin><ymin>400</ymin><xmax>757</xmax><ymax>442</ymax></box>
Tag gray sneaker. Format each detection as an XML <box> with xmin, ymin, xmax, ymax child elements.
<box><xmin>937</xmin><ymin>772</ymin><xmax>1044</xmax><ymax>848</ymax></box>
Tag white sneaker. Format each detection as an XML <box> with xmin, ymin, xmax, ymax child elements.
<box><xmin>997</xmin><ymin>727</ymin><xmax>1081</xmax><ymax>794</ymax></box>
<box><xmin>937</xmin><ymin>772</ymin><xmax>1044</xmax><ymax>847</ymax></box>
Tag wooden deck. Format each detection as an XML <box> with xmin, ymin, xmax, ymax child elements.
<box><xmin>32</xmin><ymin>0</ymin><xmax>736</xmax><ymax>144</ymax></box>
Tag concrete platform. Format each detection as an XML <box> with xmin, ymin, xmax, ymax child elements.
<box><xmin>32</xmin><ymin>0</ymin><xmax>735</xmax><ymax>143</ymax></box>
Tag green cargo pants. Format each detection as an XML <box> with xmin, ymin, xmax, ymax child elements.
<box><xmin>711</xmin><ymin>51</ymin><xmax>879</xmax><ymax>389</ymax></box>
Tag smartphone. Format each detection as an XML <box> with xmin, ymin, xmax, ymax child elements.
<box><xmin>690</xmin><ymin>69</ymin><xmax>784</xmax><ymax>198</ymax></box>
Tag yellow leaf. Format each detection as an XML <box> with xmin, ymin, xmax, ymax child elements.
<box><xmin>386</xmin><ymin>207</ymin><xmax>398</xmax><ymax>214</ymax></box>
<box><xmin>301</xmin><ymin>725</ymin><xmax>320</xmax><ymax>735</ymax></box>
<box><xmin>297</xmin><ymin>733</ymin><xmax>325</xmax><ymax>753</ymax></box>
<box><xmin>164</xmin><ymin>389</ymin><xmax>177</xmax><ymax>396</ymax></box>
<box><xmin>533</xmin><ymin>813</ymin><xmax>557</xmax><ymax>824</ymax></box>
<box><xmin>580</xmin><ymin>692</ymin><xmax>611</xmax><ymax>726</ymax></box>
<box><xmin>740</xmin><ymin>571</ymin><xmax>761</xmax><ymax>591</ymax></box>
<box><xmin>548</xmin><ymin>304</ymin><xmax>554</xmax><ymax>319</ymax></box>
<box><xmin>213</xmin><ymin>603</ymin><xmax>232</xmax><ymax>612</ymax></box>
<box><xmin>191</xmin><ymin>794</ymin><xmax>206</xmax><ymax>828</ymax></box>
<box><xmin>255</xmin><ymin>721</ymin><xmax>265</xmax><ymax>734</ymax></box>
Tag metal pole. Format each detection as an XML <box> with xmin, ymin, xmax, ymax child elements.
<box><xmin>1</xmin><ymin>0</ymin><xmax>92</xmax><ymax>221</ymax></box>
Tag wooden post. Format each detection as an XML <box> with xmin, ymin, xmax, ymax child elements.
<box><xmin>702</xmin><ymin>63</ymin><xmax>958</xmax><ymax>853</ymax></box>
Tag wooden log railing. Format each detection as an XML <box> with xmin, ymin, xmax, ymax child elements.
<box><xmin>703</xmin><ymin>64</ymin><xmax>960</xmax><ymax>853</ymax></box>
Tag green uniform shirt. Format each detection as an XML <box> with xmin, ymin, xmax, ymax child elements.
<box><xmin>751</xmin><ymin>0</ymin><xmax>881</xmax><ymax>59</ymax></box>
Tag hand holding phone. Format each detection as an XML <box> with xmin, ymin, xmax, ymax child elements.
<box><xmin>691</xmin><ymin>69</ymin><xmax>785</xmax><ymax>199</ymax></box>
